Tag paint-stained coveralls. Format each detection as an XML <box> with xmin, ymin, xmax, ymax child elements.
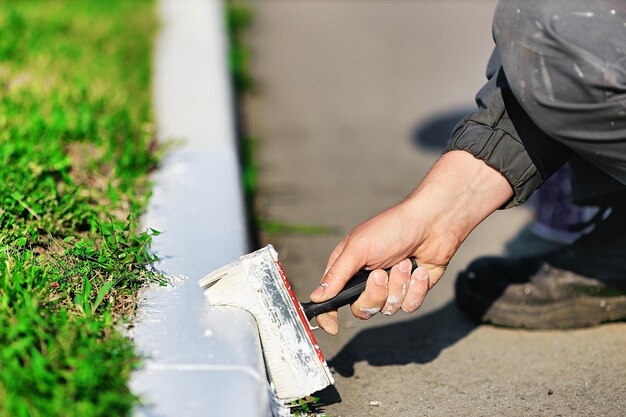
<box><xmin>446</xmin><ymin>0</ymin><xmax>626</xmax><ymax>206</ymax></box>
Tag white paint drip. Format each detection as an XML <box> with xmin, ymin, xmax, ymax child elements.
<box><xmin>573</xmin><ymin>11</ymin><xmax>595</xmax><ymax>18</ymax></box>
<box><xmin>539</xmin><ymin>55</ymin><xmax>555</xmax><ymax>101</ymax></box>
<box><xmin>359</xmin><ymin>307</ymin><xmax>380</xmax><ymax>316</ymax></box>
<box><xmin>153</xmin><ymin>273</ymin><xmax>190</xmax><ymax>288</ymax></box>
<box><xmin>387</xmin><ymin>295</ymin><xmax>400</xmax><ymax>305</ymax></box>
<box><xmin>573</xmin><ymin>63</ymin><xmax>584</xmax><ymax>78</ymax></box>
<box><xmin>265</xmin><ymin>382</ymin><xmax>292</xmax><ymax>417</ymax></box>
<box><xmin>519</xmin><ymin>80</ymin><xmax>527</xmax><ymax>91</ymax></box>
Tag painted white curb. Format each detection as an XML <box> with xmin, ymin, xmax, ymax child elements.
<box><xmin>130</xmin><ymin>1</ymin><xmax>273</xmax><ymax>416</ymax></box>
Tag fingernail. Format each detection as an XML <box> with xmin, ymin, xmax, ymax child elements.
<box><xmin>398</xmin><ymin>259</ymin><xmax>411</xmax><ymax>272</ymax></box>
<box><xmin>373</xmin><ymin>270</ymin><xmax>388</xmax><ymax>286</ymax></box>
<box><xmin>359</xmin><ymin>307</ymin><xmax>380</xmax><ymax>318</ymax></box>
<box><xmin>413</xmin><ymin>267</ymin><xmax>429</xmax><ymax>281</ymax></box>
<box><xmin>311</xmin><ymin>283</ymin><xmax>326</xmax><ymax>299</ymax></box>
<box><xmin>386</xmin><ymin>295</ymin><xmax>400</xmax><ymax>305</ymax></box>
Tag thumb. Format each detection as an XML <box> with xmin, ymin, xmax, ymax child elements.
<box><xmin>310</xmin><ymin>243</ymin><xmax>365</xmax><ymax>302</ymax></box>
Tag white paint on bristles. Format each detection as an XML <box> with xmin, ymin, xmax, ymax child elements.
<box><xmin>199</xmin><ymin>245</ymin><xmax>334</xmax><ymax>401</ymax></box>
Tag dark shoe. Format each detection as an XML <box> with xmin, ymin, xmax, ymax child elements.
<box><xmin>456</xmin><ymin>205</ymin><xmax>626</xmax><ymax>329</ymax></box>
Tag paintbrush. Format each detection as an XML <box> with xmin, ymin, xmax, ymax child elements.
<box><xmin>199</xmin><ymin>244</ymin><xmax>417</xmax><ymax>401</ymax></box>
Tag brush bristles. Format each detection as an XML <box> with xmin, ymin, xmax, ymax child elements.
<box><xmin>200</xmin><ymin>246</ymin><xmax>334</xmax><ymax>401</ymax></box>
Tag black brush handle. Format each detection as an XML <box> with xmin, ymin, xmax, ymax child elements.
<box><xmin>301</xmin><ymin>258</ymin><xmax>418</xmax><ymax>320</ymax></box>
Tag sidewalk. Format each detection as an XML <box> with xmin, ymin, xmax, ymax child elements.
<box><xmin>246</xmin><ymin>1</ymin><xmax>626</xmax><ymax>416</ymax></box>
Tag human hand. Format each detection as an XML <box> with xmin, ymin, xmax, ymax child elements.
<box><xmin>309</xmin><ymin>151</ymin><xmax>514</xmax><ymax>335</ymax></box>
<box><xmin>309</xmin><ymin>201</ymin><xmax>452</xmax><ymax>335</ymax></box>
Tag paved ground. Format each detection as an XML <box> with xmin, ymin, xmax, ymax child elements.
<box><xmin>245</xmin><ymin>1</ymin><xmax>626</xmax><ymax>416</ymax></box>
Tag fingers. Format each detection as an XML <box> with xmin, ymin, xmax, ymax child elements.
<box><xmin>313</xmin><ymin>237</ymin><xmax>349</xmax><ymax>335</ymax></box>
<box><xmin>401</xmin><ymin>267</ymin><xmax>430</xmax><ymax>313</ymax></box>
<box><xmin>316</xmin><ymin>262</ymin><xmax>431</xmax><ymax>335</ymax></box>
<box><xmin>324</xmin><ymin>238</ymin><xmax>347</xmax><ymax>273</ymax></box>
<box><xmin>316</xmin><ymin>310</ymin><xmax>339</xmax><ymax>335</ymax></box>
<box><xmin>381</xmin><ymin>258</ymin><xmax>412</xmax><ymax>315</ymax></box>
<box><xmin>311</xmin><ymin>240</ymin><xmax>365</xmax><ymax>302</ymax></box>
<box><xmin>351</xmin><ymin>270</ymin><xmax>389</xmax><ymax>319</ymax></box>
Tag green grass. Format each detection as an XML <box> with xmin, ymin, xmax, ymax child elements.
<box><xmin>0</xmin><ymin>1</ymin><xmax>158</xmax><ymax>416</ymax></box>
<box><xmin>226</xmin><ymin>1</ymin><xmax>334</xmax><ymax>244</ymax></box>
<box><xmin>226</xmin><ymin>0</ymin><xmax>261</xmax><ymax>250</ymax></box>
<box><xmin>259</xmin><ymin>220</ymin><xmax>335</xmax><ymax>236</ymax></box>
<box><xmin>289</xmin><ymin>396</ymin><xmax>328</xmax><ymax>417</ymax></box>
<box><xmin>226</xmin><ymin>0</ymin><xmax>254</xmax><ymax>93</ymax></box>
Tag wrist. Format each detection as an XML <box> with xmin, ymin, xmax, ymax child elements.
<box><xmin>404</xmin><ymin>151</ymin><xmax>513</xmax><ymax>254</ymax></box>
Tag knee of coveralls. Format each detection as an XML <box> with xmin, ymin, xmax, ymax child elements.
<box><xmin>492</xmin><ymin>0</ymin><xmax>626</xmax><ymax>185</ymax></box>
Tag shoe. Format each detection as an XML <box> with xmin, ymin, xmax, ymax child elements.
<box><xmin>455</xmin><ymin>205</ymin><xmax>626</xmax><ymax>329</ymax></box>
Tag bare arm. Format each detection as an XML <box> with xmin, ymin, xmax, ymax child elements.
<box><xmin>310</xmin><ymin>150</ymin><xmax>514</xmax><ymax>334</ymax></box>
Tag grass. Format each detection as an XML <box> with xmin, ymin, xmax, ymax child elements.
<box><xmin>226</xmin><ymin>0</ymin><xmax>261</xmax><ymax>251</ymax></box>
<box><xmin>259</xmin><ymin>220</ymin><xmax>335</xmax><ymax>236</ymax></box>
<box><xmin>0</xmin><ymin>1</ymin><xmax>159</xmax><ymax>416</ymax></box>
<box><xmin>226</xmin><ymin>1</ymin><xmax>334</xmax><ymax>243</ymax></box>
<box><xmin>289</xmin><ymin>396</ymin><xmax>328</xmax><ymax>417</ymax></box>
<box><xmin>226</xmin><ymin>0</ymin><xmax>254</xmax><ymax>93</ymax></box>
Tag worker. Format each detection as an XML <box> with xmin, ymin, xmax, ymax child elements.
<box><xmin>310</xmin><ymin>0</ymin><xmax>626</xmax><ymax>334</ymax></box>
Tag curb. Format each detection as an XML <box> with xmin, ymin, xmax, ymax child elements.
<box><xmin>130</xmin><ymin>1</ymin><xmax>273</xmax><ymax>416</ymax></box>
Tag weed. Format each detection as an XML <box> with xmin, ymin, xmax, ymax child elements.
<box><xmin>259</xmin><ymin>220</ymin><xmax>335</xmax><ymax>236</ymax></box>
<box><xmin>226</xmin><ymin>0</ymin><xmax>261</xmax><ymax>249</ymax></box>
<box><xmin>226</xmin><ymin>0</ymin><xmax>254</xmax><ymax>91</ymax></box>
<box><xmin>289</xmin><ymin>396</ymin><xmax>328</xmax><ymax>417</ymax></box>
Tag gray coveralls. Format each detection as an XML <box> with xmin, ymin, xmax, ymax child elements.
<box><xmin>446</xmin><ymin>0</ymin><xmax>626</xmax><ymax>207</ymax></box>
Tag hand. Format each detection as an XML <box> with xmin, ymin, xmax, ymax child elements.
<box><xmin>310</xmin><ymin>151</ymin><xmax>514</xmax><ymax>335</ymax></box>
<box><xmin>309</xmin><ymin>200</ymin><xmax>452</xmax><ymax>335</ymax></box>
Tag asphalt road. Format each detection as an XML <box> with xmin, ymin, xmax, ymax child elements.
<box><xmin>245</xmin><ymin>1</ymin><xmax>626</xmax><ymax>416</ymax></box>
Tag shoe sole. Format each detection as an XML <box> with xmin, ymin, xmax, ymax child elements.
<box><xmin>456</xmin><ymin>279</ymin><xmax>626</xmax><ymax>329</ymax></box>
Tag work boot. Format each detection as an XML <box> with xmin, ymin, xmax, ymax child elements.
<box><xmin>455</xmin><ymin>204</ymin><xmax>626</xmax><ymax>329</ymax></box>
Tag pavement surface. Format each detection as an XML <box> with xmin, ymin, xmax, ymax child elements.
<box><xmin>244</xmin><ymin>1</ymin><xmax>626</xmax><ymax>416</ymax></box>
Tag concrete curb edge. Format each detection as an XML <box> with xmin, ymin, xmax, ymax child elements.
<box><xmin>129</xmin><ymin>1</ymin><xmax>275</xmax><ymax>416</ymax></box>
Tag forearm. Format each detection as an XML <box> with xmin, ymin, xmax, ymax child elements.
<box><xmin>401</xmin><ymin>150</ymin><xmax>514</xmax><ymax>263</ymax></box>
<box><xmin>313</xmin><ymin>150</ymin><xmax>514</xmax><ymax>334</ymax></box>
